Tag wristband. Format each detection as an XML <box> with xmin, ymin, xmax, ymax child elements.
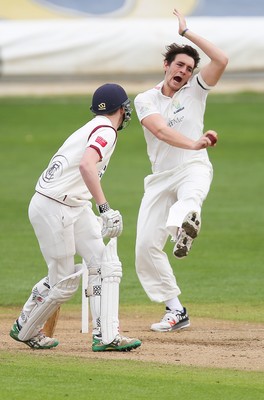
<box><xmin>98</xmin><ymin>202</ymin><xmax>110</xmax><ymax>214</ymax></box>
<box><xmin>181</xmin><ymin>28</ymin><xmax>189</xmax><ymax>37</ymax></box>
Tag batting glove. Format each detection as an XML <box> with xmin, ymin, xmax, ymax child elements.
<box><xmin>98</xmin><ymin>203</ymin><xmax>123</xmax><ymax>238</ymax></box>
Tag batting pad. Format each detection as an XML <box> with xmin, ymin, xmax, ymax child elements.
<box><xmin>81</xmin><ymin>261</ymin><xmax>89</xmax><ymax>333</ymax></box>
<box><xmin>100</xmin><ymin>238</ymin><xmax>122</xmax><ymax>344</ymax></box>
<box><xmin>18</xmin><ymin>264</ymin><xmax>83</xmax><ymax>341</ymax></box>
<box><xmin>88</xmin><ymin>266</ymin><xmax>101</xmax><ymax>334</ymax></box>
<box><xmin>81</xmin><ymin>262</ymin><xmax>102</xmax><ymax>334</ymax></box>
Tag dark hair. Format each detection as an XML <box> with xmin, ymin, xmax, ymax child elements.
<box><xmin>163</xmin><ymin>43</ymin><xmax>200</xmax><ymax>70</ymax></box>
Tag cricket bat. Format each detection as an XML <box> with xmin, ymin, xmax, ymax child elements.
<box><xmin>43</xmin><ymin>307</ymin><xmax>61</xmax><ymax>337</ymax></box>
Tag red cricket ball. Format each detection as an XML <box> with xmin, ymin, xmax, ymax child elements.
<box><xmin>206</xmin><ymin>133</ymin><xmax>217</xmax><ymax>146</ymax></box>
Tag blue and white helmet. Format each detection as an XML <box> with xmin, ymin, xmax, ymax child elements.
<box><xmin>90</xmin><ymin>83</ymin><xmax>132</xmax><ymax>130</ymax></box>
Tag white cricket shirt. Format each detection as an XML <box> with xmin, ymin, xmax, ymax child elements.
<box><xmin>36</xmin><ymin>116</ymin><xmax>117</xmax><ymax>206</ymax></box>
<box><xmin>134</xmin><ymin>72</ymin><xmax>213</xmax><ymax>173</ymax></box>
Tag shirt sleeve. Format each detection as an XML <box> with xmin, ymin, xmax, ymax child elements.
<box><xmin>86</xmin><ymin>126</ymin><xmax>117</xmax><ymax>161</ymax></box>
<box><xmin>188</xmin><ymin>72</ymin><xmax>214</xmax><ymax>104</ymax></box>
<box><xmin>195</xmin><ymin>72</ymin><xmax>214</xmax><ymax>91</ymax></box>
<box><xmin>134</xmin><ymin>91</ymin><xmax>161</xmax><ymax>123</ymax></box>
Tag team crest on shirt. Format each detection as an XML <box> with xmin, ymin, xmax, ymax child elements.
<box><xmin>41</xmin><ymin>155</ymin><xmax>68</xmax><ymax>183</ymax></box>
<box><xmin>95</xmin><ymin>136</ymin><xmax>108</xmax><ymax>147</ymax></box>
<box><xmin>172</xmin><ymin>99</ymin><xmax>184</xmax><ymax>115</ymax></box>
<box><xmin>168</xmin><ymin>99</ymin><xmax>185</xmax><ymax>127</ymax></box>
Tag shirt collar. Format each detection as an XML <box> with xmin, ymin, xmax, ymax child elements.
<box><xmin>155</xmin><ymin>77</ymin><xmax>192</xmax><ymax>98</ymax></box>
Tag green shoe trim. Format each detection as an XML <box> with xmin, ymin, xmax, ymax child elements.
<box><xmin>10</xmin><ymin>322</ymin><xmax>59</xmax><ymax>349</ymax></box>
<box><xmin>9</xmin><ymin>323</ymin><xmax>20</xmax><ymax>342</ymax></box>
<box><xmin>92</xmin><ymin>339</ymin><xmax>141</xmax><ymax>352</ymax></box>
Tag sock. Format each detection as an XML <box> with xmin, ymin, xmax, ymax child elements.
<box><xmin>170</xmin><ymin>227</ymin><xmax>181</xmax><ymax>242</ymax></box>
<box><xmin>165</xmin><ymin>297</ymin><xmax>183</xmax><ymax>312</ymax></box>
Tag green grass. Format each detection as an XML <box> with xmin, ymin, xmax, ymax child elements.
<box><xmin>0</xmin><ymin>93</ymin><xmax>263</xmax><ymax>319</ymax></box>
<box><xmin>0</xmin><ymin>352</ymin><xmax>263</xmax><ymax>400</ymax></box>
<box><xmin>0</xmin><ymin>93</ymin><xmax>264</xmax><ymax>399</ymax></box>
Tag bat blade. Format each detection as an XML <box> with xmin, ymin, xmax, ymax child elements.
<box><xmin>43</xmin><ymin>307</ymin><xmax>61</xmax><ymax>337</ymax></box>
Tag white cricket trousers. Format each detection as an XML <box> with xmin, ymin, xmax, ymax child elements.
<box><xmin>28</xmin><ymin>192</ymin><xmax>105</xmax><ymax>287</ymax></box>
<box><xmin>21</xmin><ymin>193</ymin><xmax>120</xmax><ymax>343</ymax></box>
<box><xmin>135</xmin><ymin>159</ymin><xmax>213</xmax><ymax>303</ymax></box>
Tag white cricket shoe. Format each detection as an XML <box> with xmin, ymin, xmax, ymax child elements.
<box><xmin>92</xmin><ymin>334</ymin><xmax>142</xmax><ymax>352</ymax></box>
<box><xmin>173</xmin><ymin>211</ymin><xmax>201</xmax><ymax>258</ymax></box>
<box><xmin>151</xmin><ymin>307</ymin><xmax>190</xmax><ymax>332</ymax></box>
<box><xmin>10</xmin><ymin>320</ymin><xmax>59</xmax><ymax>349</ymax></box>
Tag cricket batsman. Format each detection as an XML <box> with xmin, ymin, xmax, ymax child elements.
<box><xmin>10</xmin><ymin>83</ymin><xmax>142</xmax><ymax>352</ymax></box>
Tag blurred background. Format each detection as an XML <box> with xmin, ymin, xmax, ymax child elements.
<box><xmin>0</xmin><ymin>1</ymin><xmax>263</xmax><ymax>323</ymax></box>
<box><xmin>0</xmin><ymin>0</ymin><xmax>264</xmax><ymax>95</ymax></box>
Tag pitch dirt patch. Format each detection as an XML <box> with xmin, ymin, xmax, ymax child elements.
<box><xmin>1</xmin><ymin>308</ymin><xmax>263</xmax><ymax>371</ymax></box>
